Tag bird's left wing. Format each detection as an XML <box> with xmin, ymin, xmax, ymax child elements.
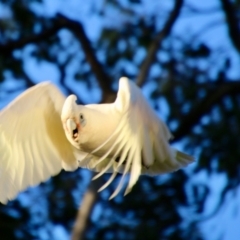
<box><xmin>90</xmin><ymin>77</ymin><xmax>193</xmax><ymax>199</ymax></box>
<box><xmin>0</xmin><ymin>82</ymin><xmax>76</xmax><ymax>203</ymax></box>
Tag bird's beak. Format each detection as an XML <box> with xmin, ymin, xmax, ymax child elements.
<box><xmin>66</xmin><ymin>118</ymin><xmax>79</xmax><ymax>140</ymax></box>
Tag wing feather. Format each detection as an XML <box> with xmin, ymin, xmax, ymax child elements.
<box><xmin>91</xmin><ymin>125</ymin><xmax>126</xmax><ymax>169</ymax></box>
<box><xmin>98</xmin><ymin>172</ymin><xmax>118</xmax><ymax>193</ymax></box>
<box><xmin>141</xmin><ymin>127</ymin><xmax>154</xmax><ymax>167</ymax></box>
<box><xmin>109</xmin><ymin>141</ymin><xmax>133</xmax><ymax>200</ymax></box>
<box><xmin>125</xmin><ymin>143</ymin><xmax>141</xmax><ymax>196</ymax></box>
<box><xmin>92</xmin><ymin>130</ymin><xmax>127</xmax><ymax>180</ymax></box>
<box><xmin>0</xmin><ymin>82</ymin><xmax>76</xmax><ymax>203</ymax></box>
<box><xmin>101</xmin><ymin>77</ymin><xmax>194</xmax><ymax>197</ymax></box>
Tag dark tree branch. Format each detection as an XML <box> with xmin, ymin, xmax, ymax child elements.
<box><xmin>136</xmin><ymin>0</ymin><xmax>184</xmax><ymax>87</ymax></box>
<box><xmin>71</xmin><ymin>174</ymin><xmax>104</xmax><ymax>240</ymax></box>
<box><xmin>172</xmin><ymin>81</ymin><xmax>240</xmax><ymax>142</ymax></box>
<box><xmin>0</xmin><ymin>25</ymin><xmax>61</xmax><ymax>55</ymax></box>
<box><xmin>220</xmin><ymin>0</ymin><xmax>240</xmax><ymax>53</ymax></box>
<box><xmin>55</xmin><ymin>13</ymin><xmax>115</xmax><ymax>103</ymax></box>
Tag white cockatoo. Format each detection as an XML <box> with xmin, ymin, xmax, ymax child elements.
<box><xmin>0</xmin><ymin>77</ymin><xmax>194</xmax><ymax>203</ymax></box>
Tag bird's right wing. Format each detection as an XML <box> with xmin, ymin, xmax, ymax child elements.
<box><xmin>0</xmin><ymin>82</ymin><xmax>76</xmax><ymax>203</ymax></box>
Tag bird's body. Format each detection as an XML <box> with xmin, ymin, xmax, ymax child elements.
<box><xmin>0</xmin><ymin>77</ymin><xmax>194</xmax><ymax>203</ymax></box>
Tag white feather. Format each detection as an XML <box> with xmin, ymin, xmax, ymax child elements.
<box><xmin>0</xmin><ymin>82</ymin><xmax>77</xmax><ymax>203</ymax></box>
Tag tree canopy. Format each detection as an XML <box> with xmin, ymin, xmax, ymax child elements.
<box><xmin>0</xmin><ymin>0</ymin><xmax>240</xmax><ymax>239</ymax></box>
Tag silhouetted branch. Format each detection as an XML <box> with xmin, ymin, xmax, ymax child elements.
<box><xmin>220</xmin><ymin>0</ymin><xmax>240</xmax><ymax>53</ymax></box>
<box><xmin>55</xmin><ymin>13</ymin><xmax>115</xmax><ymax>103</ymax></box>
<box><xmin>136</xmin><ymin>0</ymin><xmax>184</xmax><ymax>87</ymax></box>
<box><xmin>172</xmin><ymin>81</ymin><xmax>240</xmax><ymax>142</ymax></box>
<box><xmin>0</xmin><ymin>25</ymin><xmax>61</xmax><ymax>55</ymax></box>
<box><xmin>71</xmin><ymin>174</ymin><xmax>104</xmax><ymax>240</ymax></box>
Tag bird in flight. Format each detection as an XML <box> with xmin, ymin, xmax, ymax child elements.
<box><xmin>0</xmin><ymin>77</ymin><xmax>194</xmax><ymax>203</ymax></box>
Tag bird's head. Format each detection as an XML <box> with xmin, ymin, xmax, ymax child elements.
<box><xmin>61</xmin><ymin>95</ymin><xmax>86</xmax><ymax>149</ymax></box>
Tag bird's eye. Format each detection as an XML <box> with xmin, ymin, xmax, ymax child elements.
<box><xmin>79</xmin><ymin>113</ymin><xmax>86</xmax><ymax>126</ymax></box>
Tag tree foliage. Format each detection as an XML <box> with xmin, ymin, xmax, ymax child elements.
<box><xmin>0</xmin><ymin>0</ymin><xmax>240</xmax><ymax>239</ymax></box>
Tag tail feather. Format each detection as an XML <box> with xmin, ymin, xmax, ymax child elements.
<box><xmin>176</xmin><ymin>150</ymin><xmax>195</xmax><ymax>165</ymax></box>
<box><xmin>142</xmin><ymin>148</ymin><xmax>194</xmax><ymax>175</ymax></box>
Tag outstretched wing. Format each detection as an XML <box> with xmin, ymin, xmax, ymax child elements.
<box><xmin>87</xmin><ymin>77</ymin><xmax>193</xmax><ymax>199</ymax></box>
<box><xmin>0</xmin><ymin>82</ymin><xmax>76</xmax><ymax>203</ymax></box>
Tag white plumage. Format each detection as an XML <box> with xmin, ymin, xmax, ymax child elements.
<box><xmin>0</xmin><ymin>77</ymin><xmax>194</xmax><ymax>203</ymax></box>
